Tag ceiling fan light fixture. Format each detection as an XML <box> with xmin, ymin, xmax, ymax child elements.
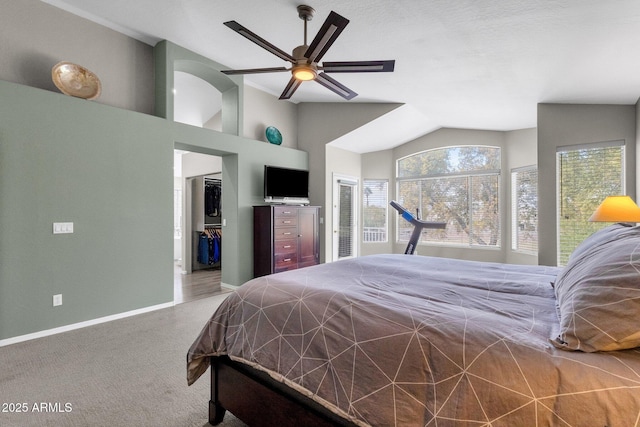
<box><xmin>223</xmin><ymin>6</ymin><xmax>395</xmax><ymax>100</ymax></box>
<box><xmin>292</xmin><ymin>65</ymin><xmax>316</xmax><ymax>81</ymax></box>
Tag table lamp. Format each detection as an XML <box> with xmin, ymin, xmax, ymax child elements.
<box><xmin>588</xmin><ymin>195</ymin><xmax>640</xmax><ymax>222</ymax></box>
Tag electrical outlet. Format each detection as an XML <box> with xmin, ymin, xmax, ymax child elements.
<box><xmin>53</xmin><ymin>294</ymin><xmax>62</xmax><ymax>307</ymax></box>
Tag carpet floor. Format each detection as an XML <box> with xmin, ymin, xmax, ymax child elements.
<box><xmin>0</xmin><ymin>294</ymin><xmax>247</xmax><ymax>427</ymax></box>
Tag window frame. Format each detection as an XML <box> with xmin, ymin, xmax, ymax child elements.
<box><xmin>511</xmin><ymin>165</ymin><xmax>538</xmax><ymax>254</ymax></box>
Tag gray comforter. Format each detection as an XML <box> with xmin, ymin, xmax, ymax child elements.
<box><xmin>187</xmin><ymin>254</ymin><xmax>640</xmax><ymax>426</ymax></box>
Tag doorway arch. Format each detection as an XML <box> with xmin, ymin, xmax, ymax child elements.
<box><xmin>154</xmin><ymin>40</ymin><xmax>244</xmax><ymax>136</ymax></box>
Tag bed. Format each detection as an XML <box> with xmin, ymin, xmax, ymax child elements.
<box><xmin>187</xmin><ymin>223</ymin><xmax>640</xmax><ymax>426</ymax></box>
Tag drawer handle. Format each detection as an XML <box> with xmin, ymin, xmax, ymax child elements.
<box><xmin>283</xmin><ymin>258</ymin><xmax>292</xmax><ymax>262</ymax></box>
<box><xmin>283</xmin><ymin>245</ymin><xmax>292</xmax><ymax>249</ymax></box>
<box><xmin>283</xmin><ymin>211</ymin><xmax>292</xmax><ymax>214</ymax></box>
<box><xmin>283</xmin><ymin>220</ymin><xmax>291</xmax><ymax>224</ymax></box>
<box><xmin>283</xmin><ymin>232</ymin><xmax>292</xmax><ymax>235</ymax></box>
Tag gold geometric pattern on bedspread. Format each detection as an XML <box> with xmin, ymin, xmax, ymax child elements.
<box><xmin>187</xmin><ymin>254</ymin><xmax>640</xmax><ymax>426</ymax></box>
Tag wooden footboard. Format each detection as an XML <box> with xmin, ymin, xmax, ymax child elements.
<box><xmin>209</xmin><ymin>356</ymin><xmax>357</xmax><ymax>426</ymax></box>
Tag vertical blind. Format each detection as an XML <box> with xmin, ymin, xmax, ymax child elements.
<box><xmin>556</xmin><ymin>141</ymin><xmax>624</xmax><ymax>265</ymax></box>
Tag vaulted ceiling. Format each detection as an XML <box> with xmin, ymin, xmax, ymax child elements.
<box><xmin>43</xmin><ymin>0</ymin><xmax>640</xmax><ymax>152</ymax></box>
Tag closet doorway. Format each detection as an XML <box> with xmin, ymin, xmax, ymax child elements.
<box><xmin>174</xmin><ymin>150</ymin><xmax>228</xmax><ymax>303</ymax></box>
<box><xmin>172</xmin><ymin>68</ymin><xmax>232</xmax><ymax>304</ymax></box>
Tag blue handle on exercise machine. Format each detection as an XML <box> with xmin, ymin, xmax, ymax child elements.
<box><xmin>401</xmin><ymin>210</ymin><xmax>414</xmax><ymax>222</ymax></box>
<box><xmin>390</xmin><ymin>200</ymin><xmax>446</xmax><ymax>255</ymax></box>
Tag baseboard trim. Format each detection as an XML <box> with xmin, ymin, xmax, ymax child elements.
<box><xmin>221</xmin><ymin>282</ymin><xmax>239</xmax><ymax>290</ymax></box>
<box><xmin>0</xmin><ymin>301</ymin><xmax>175</xmax><ymax>347</ymax></box>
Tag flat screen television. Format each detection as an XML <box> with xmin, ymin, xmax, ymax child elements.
<box><xmin>264</xmin><ymin>165</ymin><xmax>310</xmax><ymax>205</ymax></box>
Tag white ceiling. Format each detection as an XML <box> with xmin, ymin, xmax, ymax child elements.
<box><xmin>42</xmin><ymin>0</ymin><xmax>640</xmax><ymax>153</ymax></box>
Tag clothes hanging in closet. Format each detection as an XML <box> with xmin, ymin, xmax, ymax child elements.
<box><xmin>205</xmin><ymin>180</ymin><xmax>221</xmax><ymax>217</ymax></box>
<box><xmin>197</xmin><ymin>228</ymin><xmax>221</xmax><ymax>265</ymax></box>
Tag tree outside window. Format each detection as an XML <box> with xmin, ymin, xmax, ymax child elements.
<box><xmin>396</xmin><ymin>146</ymin><xmax>501</xmax><ymax>247</ymax></box>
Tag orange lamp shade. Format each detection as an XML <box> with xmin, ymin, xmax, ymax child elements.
<box><xmin>588</xmin><ymin>195</ymin><xmax>640</xmax><ymax>222</ymax></box>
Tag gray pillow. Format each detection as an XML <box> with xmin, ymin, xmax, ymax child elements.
<box><xmin>567</xmin><ymin>223</ymin><xmax>630</xmax><ymax>263</ymax></box>
<box><xmin>552</xmin><ymin>224</ymin><xmax>640</xmax><ymax>352</ymax></box>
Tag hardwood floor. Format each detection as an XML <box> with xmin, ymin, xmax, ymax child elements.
<box><xmin>174</xmin><ymin>264</ymin><xmax>232</xmax><ymax>304</ymax></box>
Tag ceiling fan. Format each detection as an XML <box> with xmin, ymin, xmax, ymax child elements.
<box><xmin>221</xmin><ymin>5</ymin><xmax>395</xmax><ymax>100</ymax></box>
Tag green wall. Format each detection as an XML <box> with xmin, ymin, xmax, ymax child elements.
<box><xmin>0</xmin><ymin>78</ymin><xmax>308</xmax><ymax>342</ymax></box>
<box><xmin>172</xmin><ymin>122</ymin><xmax>309</xmax><ymax>287</ymax></box>
<box><xmin>0</xmin><ymin>81</ymin><xmax>172</xmax><ymax>340</ymax></box>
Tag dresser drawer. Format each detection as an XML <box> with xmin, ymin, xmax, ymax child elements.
<box><xmin>274</xmin><ymin>253</ymin><xmax>297</xmax><ymax>271</ymax></box>
<box><xmin>274</xmin><ymin>239</ymin><xmax>297</xmax><ymax>255</ymax></box>
<box><xmin>274</xmin><ymin>207</ymin><xmax>298</xmax><ymax>218</ymax></box>
<box><xmin>273</xmin><ymin>227</ymin><xmax>297</xmax><ymax>240</ymax></box>
<box><xmin>273</xmin><ymin>216</ymin><xmax>298</xmax><ymax>227</ymax></box>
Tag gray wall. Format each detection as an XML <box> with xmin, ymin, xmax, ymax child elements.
<box><xmin>297</xmin><ymin>102</ymin><xmax>402</xmax><ymax>262</ymax></box>
<box><xmin>244</xmin><ymin>85</ymin><xmax>298</xmax><ymax>148</ymax></box>
<box><xmin>0</xmin><ymin>0</ymin><xmax>154</xmax><ymax>114</ymax></box>
<box><xmin>325</xmin><ymin>146</ymin><xmax>362</xmax><ymax>261</ymax></box>
<box><xmin>505</xmin><ymin>128</ymin><xmax>538</xmax><ymax>265</ymax></box>
<box><xmin>537</xmin><ymin>103</ymin><xmax>637</xmax><ymax>266</ymax></box>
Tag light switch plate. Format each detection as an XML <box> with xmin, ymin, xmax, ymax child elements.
<box><xmin>53</xmin><ymin>222</ymin><xmax>74</xmax><ymax>234</ymax></box>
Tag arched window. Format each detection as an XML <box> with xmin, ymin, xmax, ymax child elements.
<box><xmin>396</xmin><ymin>146</ymin><xmax>501</xmax><ymax>247</ymax></box>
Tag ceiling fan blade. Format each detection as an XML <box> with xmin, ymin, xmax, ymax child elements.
<box><xmin>315</xmin><ymin>73</ymin><xmax>357</xmax><ymax>100</ymax></box>
<box><xmin>279</xmin><ymin>77</ymin><xmax>302</xmax><ymax>100</ymax></box>
<box><xmin>224</xmin><ymin>21</ymin><xmax>296</xmax><ymax>63</ymax></box>
<box><xmin>322</xmin><ymin>60</ymin><xmax>395</xmax><ymax>73</ymax></box>
<box><xmin>304</xmin><ymin>11</ymin><xmax>349</xmax><ymax>64</ymax></box>
<box><xmin>221</xmin><ymin>67</ymin><xmax>289</xmax><ymax>75</ymax></box>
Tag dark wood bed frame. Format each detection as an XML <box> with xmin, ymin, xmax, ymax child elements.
<box><xmin>209</xmin><ymin>356</ymin><xmax>358</xmax><ymax>426</ymax></box>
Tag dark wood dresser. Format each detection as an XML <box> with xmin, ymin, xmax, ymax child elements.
<box><xmin>253</xmin><ymin>205</ymin><xmax>320</xmax><ymax>277</ymax></box>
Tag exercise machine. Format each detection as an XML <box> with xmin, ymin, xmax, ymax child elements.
<box><xmin>390</xmin><ymin>200</ymin><xmax>447</xmax><ymax>255</ymax></box>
